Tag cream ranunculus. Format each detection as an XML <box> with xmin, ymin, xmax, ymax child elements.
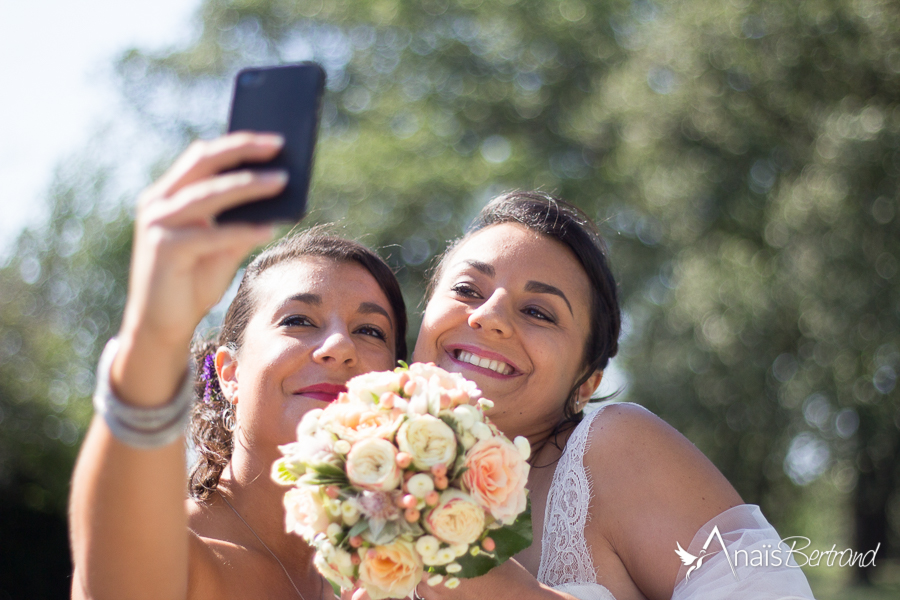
<box><xmin>346</xmin><ymin>437</ymin><xmax>402</xmax><ymax>491</ymax></box>
<box><xmin>462</xmin><ymin>437</ymin><xmax>529</xmax><ymax>525</ymax></box>
<box><xmin>424</xmin><ymin>489</ymin><xmax>486</xmax><ymax>546</ymax></box>
<box><xmin>357</xmin><ymin>538</ymin><xmax>423</xmax><ymax>600</ymax></box>
<box><xmin>283</xmin><ymin>486</ymin><xmax>333</xmax><ymax>542</ymax></box>
<box><xmin>318</xmin><ymin>400</ymin><xmax>402</xmax><ymax>443</ymax></box>
<box><xmin>396</xmin><ymin>414</ymin><xmax>458</xmax><ymax>470</ymax></box>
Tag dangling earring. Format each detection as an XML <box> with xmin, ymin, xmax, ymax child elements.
<box><xmin>223</xmin><ymin>404</ymin><xmax>237</xmax><ymax>433</ymax></box>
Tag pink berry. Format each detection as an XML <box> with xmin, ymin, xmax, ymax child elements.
<box><xmin>396</xmin><ymin>452</ymin><xmax>412</xmax><ymax>469</ymax></box>
<box><xmin>482</xmin><ymin>537</ymin><xmax>496</xmax><ymax>552</ymax></box>
<box><xmin>350</xmin><ymin>536</ymin><xmax>363</xmax><ymax>548</ymax></box>
<box><xmin>430</xmin><ymin>464</ymin><xmax>447</xmax><ymax>478</ymax></box>
<box><xmin>324</xmin><ymin>485</ymin><xmax>340</xmax><ymax>499</ymax></box>
<box><xmin>425</xmin><ymin>491</ymin><xmax>440</xmax><ymax>506</ymax></box>
<box><xmin>402</xmin><ymin>494</ymin><xmax>418</xmax><ymax>509</ymax></box>
<box><xmin>398</xmin><ymin>372</ymin><xmax>410</xmax><ymax>389</ymax></box>
<box><xmin>351</xmin><ymin>554</ymin><xmax>361</xmax><ymax>565</ymax></box>
<box><xmin>379</xmin><ymin>392</ymin><xmax>395</xmax><ymax>408</ymax></box>
<box><xmin>405</xmin><ymin>507</ymin><xmax>421</xmax><ymax>522</ymax></box>
<box><xmin>434</xmin><ymin>475</ymin><xmax>449</xmax><ymax>490</ymax></box>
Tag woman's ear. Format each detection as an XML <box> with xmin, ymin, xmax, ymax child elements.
<box><xmin>215</xmin><ymin>346</ymin><xmax>239</xmax><ymax>404</ymax></box>
<box><xmin>575</xmin><ymin>370</ymin><xmax>604</xmax><ymax>410</ymax></box>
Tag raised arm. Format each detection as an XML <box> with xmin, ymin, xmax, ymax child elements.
<box><xmin>68</xmin><ymin>133</ymin><xmax>285</xmax><ymax>600</ymax></box>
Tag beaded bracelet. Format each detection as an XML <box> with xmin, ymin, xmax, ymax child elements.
<box><xmin>92</xmin><ymin>337</ymin><xmax>194</xmax><ymax>449</ymax></box>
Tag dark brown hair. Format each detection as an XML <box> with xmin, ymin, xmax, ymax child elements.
<box><xmin>429</xmin><ymin>191</ymin><xmax>620</xmax><ymax>423</ymax></box>
<box><xmin>189</xmin><ymin>227</ymin><xmax>407</xmax><ymax>500</ymax></box>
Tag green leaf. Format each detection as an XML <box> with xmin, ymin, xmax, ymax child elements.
<box><xmin>489</xmin><ymin>499</ymin><xmax>533</xmax><ymax>563</ymax></box>
<box><xmin>451</xmin><ymin>549</ymin><xmax>500</xmax><ymax>579</ymax></box>
<box><xmin>347</xmin><ymin>520</ymin><xmax>370</xmax><ymax>539</ymax></box>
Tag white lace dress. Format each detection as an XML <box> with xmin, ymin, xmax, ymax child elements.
<box><xmin>536</xmin><ymin>402</ymin><xmax>816</xmax><ymax>600</ymax></box>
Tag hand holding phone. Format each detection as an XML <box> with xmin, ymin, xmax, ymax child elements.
<box><xmin>215</xmin><ymin>63</ymin><xmax>326</xmax><ymax>224</ymax></box>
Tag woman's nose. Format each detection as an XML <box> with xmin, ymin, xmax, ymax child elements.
<box><xmin>312</xmin><ymin>329</ymin><xmax>358</xmax><ymax>366</ymax></box>
<box><xmin>467</xmin><ymin>292</ymin><xmax>512</xmax><ymax>337</ymax></box>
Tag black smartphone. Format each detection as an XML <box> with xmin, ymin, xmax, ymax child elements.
<box><xmin>215</xmin><ymin>63</ymin><xmax>326</xmax><ymax>224</ymax></box>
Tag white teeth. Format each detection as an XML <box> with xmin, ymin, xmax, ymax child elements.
<box><xmin>457</xmin><ymin>350</ymin><xmax>512</xmax><ymax>375</ymax></box>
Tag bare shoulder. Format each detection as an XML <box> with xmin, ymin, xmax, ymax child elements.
<box><xmin>185</xmin><ymin>499</ymin><xmax>230</xmax><ymax>600</ymax></box>
<box><xmin>582</xmin><ymin>402</ymin><xmax>742</xmax><ymax>599</ymax></box>
<box><xmin>584</xmin><ymin>402</ymin><xmax>740</xmax><ymax>512</ymax></box>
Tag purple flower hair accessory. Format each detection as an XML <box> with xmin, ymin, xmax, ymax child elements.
<box><xmin>201</xmin><ymin>354</ymin><xmax>218</xmax><ymax>404</ymax></box>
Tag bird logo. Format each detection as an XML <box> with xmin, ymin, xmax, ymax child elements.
<box><xmin>674</xmin><ymin>525</ymin><xmax>739</xmax><ymax>581</ymax></box>
<box><xmin>675</xmin><ymin>542</ymin><xmax>715</xmax><ymax>580</ymax></box>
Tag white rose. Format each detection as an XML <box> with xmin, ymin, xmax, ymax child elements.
<box><xmin>278</xmin><ymin>434</ymin><xmax>337</xmax><ymax>471</ymax></box>
<box><xmin>296</xmin><ymin>408</ymin><xmax>324</xmax><ymax>437</ymax></box>
<box><xmin>347</xmin><ymin>370</ymin><xmax>405</xmax><ymax>401</ymax></box>
<box><xmin>396</xmin><ymin>415</ymin><xmax>458</xmax><ymax>470</ymax></box>
<box><xmin>346</xmin><ymin>437</ymin><xmax>402</xmax><ymax>491</ymax></box>
<box><xmin>424</xmin><ymin>489</ymin><xmax>486</xmax><ymax>546</ymax></box>
<box><xmin>452</xmin><ymin>404</ymin><xmax>482</xmax><ymax>430</ymax></box>
<box><xmin>313</xmin><ymin>540</ymin><xmax>355</xmax><ymax>589</ymax></box>
<box><xmin>284</xmin><ymin>486</ymin><xmax>332</xmax><ymax>542</ymax></box>
<box><xmin>471</xmin><ymin>421</ymin><xmax>492</xmax><ymax>441</ymax></box>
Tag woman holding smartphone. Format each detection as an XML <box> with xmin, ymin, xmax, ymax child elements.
<box><xmin>68</xmin><ymin>132</ymin><xmax>407</xmax><ymax>600</ymax></box>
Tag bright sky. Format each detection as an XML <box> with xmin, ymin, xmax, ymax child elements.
<box><xmin>0</xmin><ymin>0</ymin><xmax>201</xmax><ymax>254</ymax></box>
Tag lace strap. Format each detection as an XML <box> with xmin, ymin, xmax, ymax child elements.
<box><xmin>537</xmin><ymin>406</ymin><xmax>608</xmax><ymax>586</ymax></box>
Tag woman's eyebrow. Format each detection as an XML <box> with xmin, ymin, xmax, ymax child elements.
<box><xmin>279</xmin><ymin>292</ymin><xmax>322</xmax><ymax>309</ymax></box>
<box><xmin>358</xmin><ymin>302</ymin><xmax>393</xmax><ymax>328</ymax></box>
<box><xmin>524</xmin><ymin>281</ymin><xmax>573</xmax><ymax>316</ymax></box>
<box><xmin>462</xmin><ymin>259</ymin><xmax>495</xmax><ymax>277</ymax></box>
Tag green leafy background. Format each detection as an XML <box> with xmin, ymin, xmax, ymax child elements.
<box><xmin>2</xmin><ymin>0</ymin><xmax>899</xmax><ymax>597</ymax></box>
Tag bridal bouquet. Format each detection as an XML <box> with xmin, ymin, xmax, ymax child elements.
<box><xmin>272</xmin><ymin>363</ymin><xmax>533</xmax><ymax>599</ymax></box>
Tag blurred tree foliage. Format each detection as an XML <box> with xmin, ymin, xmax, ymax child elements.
<box><xmin>2</xmin><ymin>0</ymin><xmax>898</xmax><ymax>594</ymax></box>
<box><xmin>0</xmin><ymin>158</ymin><xmax>132</xmax><ymax>596</ymax></box>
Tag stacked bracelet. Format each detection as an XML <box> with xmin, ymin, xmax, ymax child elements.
<box><xmin>92</xmin><ymin>337</ymin><xmax>194</xmax><ymax>449</ymax></box>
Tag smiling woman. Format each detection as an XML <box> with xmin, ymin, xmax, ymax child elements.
<box><xmin>68</xmin><ymin>133</ymin><xmax>407</xmax><ymax>600</ymax></box>
<box><xmin>410</xmin><ymin>191</ymin><xmax>815</xmax><ymax>600</ymax></box>
<box><xmin>189</xmin><ymin>231</ymin><xmax>407</xmax><ymax>501</ymax></box>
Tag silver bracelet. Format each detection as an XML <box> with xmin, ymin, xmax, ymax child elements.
<box><xmin>92</xmin><ymin>337</ymin><xmax>194</xmax><ymax>449</ymax></box>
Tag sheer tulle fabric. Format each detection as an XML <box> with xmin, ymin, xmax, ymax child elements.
<box><xmin>671</xmin><ymin>504</ymin><xmax>816</xmax><ymax>600</ymax></box>
<box><xmin>537</xmin><ymin>402</ymin><xmax>816</xmax><ymax>600</ymax></box>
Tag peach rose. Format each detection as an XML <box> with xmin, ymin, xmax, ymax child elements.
<box><xmin>346</xmin><ymin>437</ymin><xmax>402</xmax><ymax>491</ymax></box>
<box><xmin>318</xmin><ymin>400</ymin><xmax>401</xmax><ymax>442</ymax></box>
<box><xmin>424</xmin><ymin>489</ymin><xmax>486</xmax><ymax>545</ymax></box>
<box><xmin>283</xmin><ymin>486</ymin><xmax>332</xmax><ymax>542</ymax></box>
<box><xmin>462</xmin><ymin>437</ymin><xmax>529</xmax><ymax>524</ymax></box>
<box><xmin>357</xmin><ymin>538</ymin><xmax>423</xmax><ymax>600</ymax></box>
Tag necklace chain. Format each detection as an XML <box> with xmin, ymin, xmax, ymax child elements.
<box><xmin>220</xmin><ymin>493</ymin><xmax>327</xmax><ymax>600</ymax></box>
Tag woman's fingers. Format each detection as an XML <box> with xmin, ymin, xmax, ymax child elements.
<box><xmin>168</xmin><ymin>222</ymin><xmax>275</xmax><ymax>259</ymax></box>
<box><xmin>149</xmin><ymin>132</ymin><xmax>285</xmax><ymax>199</ymax></box>
<box><xmin>147</xmin><ymin>168</ymin><xmax>288</xmax><ymax>227</ymax></box>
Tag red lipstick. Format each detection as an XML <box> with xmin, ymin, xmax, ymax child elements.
<box><xmin>295</xmin><ymin>383</ymin><xmax>347</xmax><ymax>403</ymax></box>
